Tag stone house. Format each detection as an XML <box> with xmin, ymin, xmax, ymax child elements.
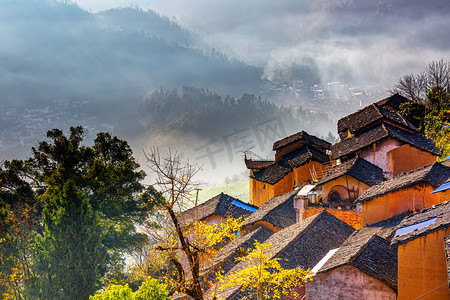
<box><xmin>332</xmin><ymin>101</ymin><xmax>439</xmax><ymax>178</ymax></box>
<box><xmin>246</xmin><ymin>131</ymin><xmax>331</xmax><ymax>207</ymax></box>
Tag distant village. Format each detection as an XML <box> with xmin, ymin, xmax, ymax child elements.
<box><xmin>179</xmin><ymin>94</ymin><xmax>450</xmax><ymax>299</ymax></box>
<box><xmin>0</xmin><ymin>99</ymin><xmax>114</xmax><ymax>156</ymax></box>
<box><xmin>0</xmin><ymin>81</ymin><xmax>386</xmax><ymax>160</ymax></box>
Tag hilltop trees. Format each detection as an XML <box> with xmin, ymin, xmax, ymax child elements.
<box><xmin>393</xmin><ymin>59</ymin><xmax>450</xmax><ymax>159</ymax></box>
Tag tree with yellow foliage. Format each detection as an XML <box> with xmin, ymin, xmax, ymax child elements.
<box><xmin>144</xmin><ymin>149</ymin><xmax>242</xmax><ymax>300</ymax></box>
<box><xmin>216</xmin><ymin>241</ymin><xmax>311</xmax><ymax>300</ymax></box>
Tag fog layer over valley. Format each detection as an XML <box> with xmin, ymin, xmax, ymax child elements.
<box><xmin>1</xmin><ymin>0</ymin><xmax>450</xmax><ymax>184</ymax></box>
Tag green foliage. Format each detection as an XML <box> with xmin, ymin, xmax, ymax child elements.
<box><xmin>29</xmin><ymin>180</ymin><xmax>106</xmax><ymax>300</ymax></box>
<box><xmin>137</xmin><ymin>86</ymin><xmax>333</xmax><ymax>140</ymax></box>
<box><xmin>90</xmin><ymin>277</ymin><xmax>170</xmax><ymax>300</ymax></box>
<box><xmin>1</xmin><ymin>127</ymin><xmax>158</xmax><ymax>298</ymax></box>
<box><xmin>399</xmin><ymin>100</ymin><xmax>427</xmax><ymax>129</ymax></box>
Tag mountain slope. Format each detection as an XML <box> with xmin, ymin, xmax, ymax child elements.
<box><xmin>0</xmin><ymin>0</ymin><xmax>261</xmax><ymax>107</ymax></box>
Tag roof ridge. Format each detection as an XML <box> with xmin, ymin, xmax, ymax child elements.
<box><xmin>372</xmin><ymin>103</ymin><xmax>383</xmax><ymax>118</ymax></box>
<box><xmin>275</xmin><ymin>210</ymin><xmax>326</xmax><ymax>258</ymax></box>
<box><xmin>348</xmin><ymin>233</ymin><xmax>378</xmax><ymax>264</ymax></box>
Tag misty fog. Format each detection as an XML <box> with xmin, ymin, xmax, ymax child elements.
<box><xmin>1</xmin><ymin>0</ymin><xmax>449</xmax><ymax>185</ymax></box>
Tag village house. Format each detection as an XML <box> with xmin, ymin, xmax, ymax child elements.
<box><xmin>178</xmin><ymin>192</ymin><xmax>257</xmax><ymax>225</ymax></box>
<box><xmin>391</xmin><ymin>200</ymin><xmax>450</xmax><ymax>299</ymax></box>
<box><xmin>246</xmin><ymin>131</ymin><xmax>331</xmax><ymax>207</ymax></box>
<box><xmin>356</xmin><ymin>160</ymin><xmax>450</xmax><ymax>226</ymax></box>
<box><xmin>306</xmin><ymin>214</ymin><xmax>405</xmax><ymax>300</ymax></box>
<box><xmin>207</xmin><ymin>211</ymin><xmax>355</xmax><ymax>300</ymax></box>
<box><xmin>332</xmin><ymin>99</ymin><xmax>439</xmax><ymax>178</ymax></box>
<box><xmin>292</xmin><ymin>156</ymin><xmax>384</xmax><ymax>229</ymax></box>
<box><xmin>316</xmin><ymin>156</ymin><xmax>385</xmax><ymax>208</ymax></box>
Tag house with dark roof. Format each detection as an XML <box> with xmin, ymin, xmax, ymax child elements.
<box><xmin>207</xmin><ymin>211</ymin><xmax>355</xmax><ymax>300</ymax></box>
<box><xmin>356</xmin><ymin>161</ymin><xmax>450</xmax><ymax>226</ymax></box>
<box><xmin>391</xmin><ymin>201</ymin><xmax>450</xmax><ymax>299</ymax></box>
<box><xmin>241</xmin><ymin>190</ymin><xmax>297</xmax><ymax>234</ymax></box>
<box><xmin>376</xmin><ymin>93</ymin><xmax>409</xmax><ymax>113</ymax></box>
<box><xmin>246</xmin><ymin>131</ymin><xmax>331</xmax><ymax>207</ymax></box>
<box><xmin>316</xmin><ymin>156</ymin><xmax>385</xmax><ymax>208</ymax></box>
<box><xmin>332</xmin><ymin>99</ymin><xmax>439</xmax><ymax>178</ymax></box>
<box><xmin>306</xmin><ymin>214</ymin><xmax>405</xmax><ymax>300</ymax></box>
<box><xmin>290</xmin><ymin>157</ymin><xmax>384</xmax><ymax>230</ymax></box>
<box><xmin>178</xmin><ymin>193</ymin><xmax>257</xmax><ymax>225</ymax></box>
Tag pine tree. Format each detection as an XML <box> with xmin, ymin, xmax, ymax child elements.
<box><xmin>30</xmin><ymin>180</ymin><xmax>106</xmax><ymax>300</ymax></box>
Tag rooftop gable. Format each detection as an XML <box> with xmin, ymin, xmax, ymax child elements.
<box><xmin>241</xmin><ymin>190</ymin><xmax>297</xmax><ymax>230</ymax></box>
<box><xmin>331</xmin><ymin>122</ymin><xmax>439</xmax><ymax>160</ymax></box>
<box><xmin>272</xmin><ymin>130</ymin><xmax>331</xmax><ymax>152</ymax></box>
<box><xmin>179</xmin><ymin>193</ymin><xmax>257</xmax><ymax>224</ymax></box>
<box><xmin>376</xmin><ymin>93</ymin><xmax>409</xmax><ymax>112</ymax></box>
<box><xmin>356</xmin><ymin>162</ymin><xmax>450</xmax><ymax>204</ymax></box>
<box><xmin>337</xmin><ymin>102</ymin><xmax>417</xmax><ymax>138</ymax></box>
<box><xmin>317</xmin><ymin>156</ymin><xmax>385</xmax><ymax>187</ymax></box>
<box><xmin>392</xmin><ymin>200</ymin><xmax>450</xmax><ymax>246</ymax></box>
<box><xmin>252</xmin><ymin>146</ymin><xmax>329</xmax><ymax>185</ymax></box>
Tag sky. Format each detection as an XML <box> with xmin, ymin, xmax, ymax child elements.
<box><xmin>73</xmin><ymin>0</ymin><xmax>450</xmax><ymax>86</ymax></box>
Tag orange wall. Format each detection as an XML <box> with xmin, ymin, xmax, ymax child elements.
<box><xmin>387</xmin><ymin>144</ymin><xmax>437</xmax><ymax>177</ymax></box>
<box><xmin>304</xmin><ymin>208</ymin><xmax>362</xmax><ymax>229</ymax></box>
<box><xmin>397</xmin><ymin>227</ymin><xmax>450</xmax><ymax>300</ymax></box>
<box><xmin>251</xmin><ymin>161</ymin><xmax>328</xmax><ymax>207</ymax></box>
<box><xmin>250</xmin><ymin>170</ymin><xmax>293</xmax><ymax>207</ymax></box>
<box><xmin>362</xmin><ymin>183</ymin><xmax>442</xmax><ymax>226</ymax></box>
<box><xmin>250</xmin><ymin>178</ymin><xmax>275</xmax><ymax>207</ymax></box>
<box><xmin>322</xmin><ymin>175</ymin><xmax>370</xmax><ymax>204</ymax></box>
<box><xmin>293</xmin><ymin>160</ymin><xmax>326</xmax><ymax>183</ymax></box>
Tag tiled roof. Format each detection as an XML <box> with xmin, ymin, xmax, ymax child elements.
<box><xmin>337</xmin><ymin>102</ymin><xmax>417</xmax><ymax>138</ymax></box>
<box><xmin>316</xmin><ymin>214</ymin><xmax>405</xmax><ymax>290</ymax></box>
<box><xmin>272</xmin><ymin>131</ymin><xmax>331</xmax><ymax>152</ymax></box>
<box><xmin>241</xmin><ymin>190</ymin><xmax>297</xmax><ymax>230</ymax></box>
<box><xmin>252</xmin><ymin>147</ymin><xmax>330</xmax><ymax>185</ymax></box>
<box><xmin>392</xmin><ymin>200</ymin><xmax>450</xmax><ymax>246</ymax></box>
<box><xmin>356</xmin><ymin>162</ymin><xmax>450</xmax><ymax>203</ymax></box>
<box><xmin>332</xmin><ymin>122</ymin><xmax>440</xmax><ymax>159</ymax></box>
<box><xmin>317</xmin><ymin>156</ymin><xmax>385</xmax><ymax>187</ymax></box>
<box><xmin>376</xmin><ymin>93</ymin><xmax>408</xmax><ymax>112</ymax></box>
<box><xmin>178</xmin><ymin>193</ymin><xmax>257</xmax><ymax>224</ymax></box>
<box><xmin>210</xmin><ymin>211</ymin><xmax>355</xmax><ymax>299</ymax></box>
<box><xmin>200</xmin><ymin>226</ymin><xmax>274</xmax><ymax>280</ymax></box>
<box><xmin>244</xmin><ymin>159</ymin><xmax>274</xmax><ymax>170</ymax></box>
<box><xmin>445</xmin><ymin>235</ymin><xmax>450</xmax><ymax>284</ymax></box>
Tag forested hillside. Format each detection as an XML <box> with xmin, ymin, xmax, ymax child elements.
<box><xmin>0</xmin><ymin>0</ymin><xmax>262</xmax><ymax>107</ymax></box>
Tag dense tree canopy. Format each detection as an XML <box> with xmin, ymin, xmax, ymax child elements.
<box><xmin>0</xmin><ymin>126</ymin><xmax>158</xmax><ymax>299</ymax></box>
